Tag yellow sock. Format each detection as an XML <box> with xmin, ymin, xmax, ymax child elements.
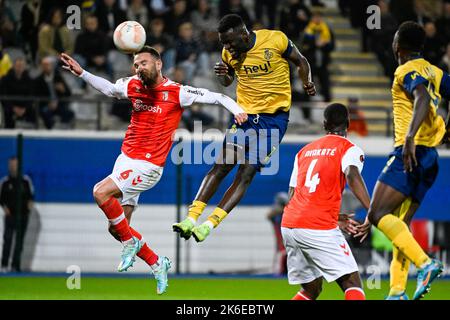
<box><xmin>389</xmin><ymin>198</ymin><xmax>412</xmax><ymax>296</ymax></box>
<box><xmin>207</xmin><ymin>207</ymin><xmax>229</xmax><ymax>228</ymax></box>
<box><xmin>378</xmin><ymin>214</ymin><xmax>430</xmax><ymax>268</ymax></box>
<box><xmin>187</xmin><ymin>200</ymin><xmax>207</xmax><ymax>222</ymax></box>
<box><xmin>389</xmin><ymin>247</ymin><xmax>410</xmax><ymax>295</ymax></box>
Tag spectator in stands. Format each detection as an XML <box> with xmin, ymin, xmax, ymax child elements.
<box><xmin>38</xmin><ymin>0</ymin><xmax>75</xmax><ymax>24</ymax></box>
<box><xmin>34</xmin><ymin>56</ymin><xmax>74</xmax><ymax>129</ymax></box>
<box><xmin>0</xmin><ymin>0</ymin><xmax>18</xmax><ymax>48</ymax></box>
<box><xmin>170</xmin><ymin>66</ymin><xmax>214</xmax><ymax>131</ymax></box>
<box><xmin>74</xmin><ymin>14</ymin><xmax>112</xmax><ymax>78</ymax></box>
<box><xmin>37</xmin><ymin>7</ymin><xmax>74</xmax><ymax>62</ymax></box>
<box><xmin>95</xmin><ymin>0</ymin><xmax>126</xmax><ymax>37</ymax></box>
<box><xmin>303</xmin><ymin>10</ymin><xmax>334</xmax><ymax>102</ymax></box>
<box><xmin>145</xmin><ymin>17</ymin><xmax>175</xmax><ymax>74</ymax></box>
<box><xmin>369</xmin><ymin>0</ymin><xmax>397</xmax><ymax>79</ymax></box>
<box><xmin>439</xmin><ymin>43</ymin><xmax>450</xmax><ymax>129</ymax></box>
<box><xmin>0</xmin><ymin>57</ymin><xmax>36</xmax><ymax>129</ymax></box>
<box><xmin>190</xmin><ymin>0</ymin><xmax>221</xmax><ymax>53</ymax></box>
<box><xmin>279</xmin><ymin>0</ymin><xmax>311</xmax><ymax>44</ymax></box>
<box><xmin>251</xmin><ymin>20</ymin><xmax>265</xmax><ymax>31</ymax></box>
<box><xmin>0</xmin><ymin>38</ymin><xmax>12</xmax><ymax>78</ymax></box>
<box><xmin>338</xmin><ymin>0</ymin><xmax>350</xmax><ymax>17</ymax></box>
<box><xmin>219</xmin><ymin>0</ymin><xmax>252</xmax><ymax>28</ymax></box>
<box><xmin>148</xmin><ymin>0</ymin><xmax>172</xmax><ymax>19</ymax></box>
<box><xmin>411</xmin><ymin>0</ymin><xmax>432</xmax><ymax>26</ymax></box>
<box><xmin>253</xmin><ymin>0</ymin><xmax>278</xmax><ymax>30</ymax></box>
<box><xmin>19</xmin><ymin>0</ymin><xmax>41</xmax><ymax>62</ymax></box>
<box><xmin>389</xmin><ymin>0</ymin><xmax>416</xmax><ymax>25</ymax></box>
<box><xmin>423</xmin><ymin>21</ymin><xmax>444</xmax><ymax>66</ymax></box>
<box><xmin>347</xmin><ymin>97</ymin><xmax>368</xmax><ymax>137</ymax></box>
<box><xmin>163</xmin><ymin>0</ymin><xmax>191</xmax><ymax>37</ymax></box>
<box><xmin>174</xmin><ymin>21</ymin><xmax>209</xmax><ymax>83</ymax></box>
<box><xmin>348</xmin><ymin>0</ymin><xmax>375</xmax><ymax>52</ymax></box>
<box><xmin>266</xmin><ymin>192</ymin><xmax>289</xmax><ymax>276</ymax></box>
<box><xmin>0</xmin><ymin>157</ymin><xmax>34</xmax><ymax>273</ymax></box>
<box><xmin>435</xmin><ymin>1</ymin><xmax>450</xmax><ymax>46</ymax></box>
<box><xmin>126</xmin><ymin>0</ymin><xmax>150</xmax><ymax>29</ymax></box>
<box><xmin>439</xmin><ymin>43</ymin><xmax>450</xmax><ymax>73</ymax></box>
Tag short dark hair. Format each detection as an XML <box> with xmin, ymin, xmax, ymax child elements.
<box><xmin>134</xmin><ymin>45</ymin><xmax>161</xmax><ymax>60</ymax></box>
<box><xmin>218</xmin><ymin>14</ymin><xmax>244</xmax><ymax>33</ymax></box>
<box><xmin>397</xmin><ymin>21</ymin><xmax>426</xmax><ymax>53</ymax></box>
<box><xmin>324</xmin><ymin>103</ymin><xmax>349</xmax><ymax>132</ymax></box>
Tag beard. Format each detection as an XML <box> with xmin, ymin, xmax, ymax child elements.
<box><xmin>138</xmin><ymin>69</ymin><xmax>158</xmax><ymax>87</ymax></box>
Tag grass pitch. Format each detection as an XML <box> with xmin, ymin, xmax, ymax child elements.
<box><xmin>1</xmin><ymin>275</ymin><xmax>450</xmax><ymax>300</ymax></box>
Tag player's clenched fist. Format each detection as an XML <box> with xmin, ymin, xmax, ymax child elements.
<box><xmin>303</xmin><ymin>81</ymin><xmax>316</xmax><ymax>96</ymax></box>
<box><xmin>214</xmin><ymin>62</ymin><xmax>229</xmax><ymax>76</ymax></box>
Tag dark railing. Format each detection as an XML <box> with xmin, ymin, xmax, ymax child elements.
<box><xmin>0</xmin><ymin>95</ymin><xmax>393</xmax><ymax>136</ymax></box>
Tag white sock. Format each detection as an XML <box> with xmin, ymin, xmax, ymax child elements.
<box><xmin>204</xmin><ymin>220</ymin><xmax>214</xmax><ymax>230</ymax></box>
<box><xmin>187</xmin><ymin>217</ymin><xmax>196</xmax><ymax>224</ymax></box>
<box><xmin>151</xmin><ymin>256</ymin><xmax>162</xmax><ymax>271</ymax></box>
<box><xmin>122</xmin><ymin>237</ymin><xmax>135</xmax><ymax>245</ymax></box>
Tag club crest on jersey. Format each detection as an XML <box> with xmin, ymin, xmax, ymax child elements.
<box><xmin>264</xmin><ymin>49</ymin><xmax>273</xmax><ymax>61</ymax></box>
<box><xmin>162</xmin><ymin>91</ymin><xmax>169</xmax><ymax>101</ymax></box>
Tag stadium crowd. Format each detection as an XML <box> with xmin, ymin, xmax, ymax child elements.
<box><xmin>0</xmin><ymin>0</ymin><xmax>449</xmax><ymax>130</ymax></box>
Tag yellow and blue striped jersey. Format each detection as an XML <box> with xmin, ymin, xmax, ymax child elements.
<box><xmin>391</xmin><ymin>57</ymin><xmax>450</xmax><ymax>147</ymax></box>
<box><xmin>222</xmin><ymin>29</ymin><xmax>293</xmax><ymax>114</ymax></box>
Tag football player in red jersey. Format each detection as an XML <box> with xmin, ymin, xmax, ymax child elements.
<box><xmin>282</xmin><ymin>103</ymin><xmax>370</xmax><ymax>300</ymax></box>
<box><xmin>60</xmin><ymin>46</ymin><xmax>247</xmax><ymax>295</ymax></box>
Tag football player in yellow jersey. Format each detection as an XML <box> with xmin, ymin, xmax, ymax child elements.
<box><xmin>173</xmin><ymin>14</ymin><xmax>316</xmax><ymax>243</ymax></box>
<box><xmin>356</xmin><ymin>21</ymin><xmax>450</xmax><ymax>300</ymax></box>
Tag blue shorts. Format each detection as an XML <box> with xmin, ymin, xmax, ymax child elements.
<box><xmin>223</xmin><ymin>111</ymin><xmax>289</xmax><ymax>170</ymax></box>
<box><xmin>377</xmin><ymin>146</ymin><xmax>439</xmax><ymax>203</ymax></box>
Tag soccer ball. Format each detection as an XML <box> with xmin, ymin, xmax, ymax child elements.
<box><xmin>113</xmin><ymin>21</ymin><xmax>146</xmax><ymax>54</ymax></box>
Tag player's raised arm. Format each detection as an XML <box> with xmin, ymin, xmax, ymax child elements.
<box><xmin>214</xmin><ymin>61</ymin><xmax>235</xmax><ymax>87</ymax></box>
<box><xmin>179</xmin><ymin>85</ymin><xmax>247</xmax><ymax>125</ymax></box>
<box><xmin>60</xmin><ymin>53</ymin><xmax>127</xmax><ymax>99</ymax></box>
<box><xmin>286</xmin><ymin>41</ymin><xmax>316</xmax><ymax>96</ymax></box>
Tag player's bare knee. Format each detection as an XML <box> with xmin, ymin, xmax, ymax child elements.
<box><xmin>240</xmin><ymin>167</ymin><xmax>256</xmax><ymax>185</ymax></box>
<box><xmin>214</xmin><ymin>163</ymin><xmax>234</xmax><ymax>178</ymax></box>
<box><xmin>93</xmin><ymin>183</ymin><xmax>109</xmax><ymax>204</ymax></box>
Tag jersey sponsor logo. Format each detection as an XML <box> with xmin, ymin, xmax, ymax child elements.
<box><xmin>242</xmin><ymin>61</ymin><xmax>272</xmax><ymax>74</ymax></box>
<box><xmin>186</xmin><ymin>88</ymin><xmax>204</xmax><ymax>96</ymax></box>
<box><xmin>133</xmin><ymin>99</ymin><xmax>163</xmax><ymax>113</ymax></box>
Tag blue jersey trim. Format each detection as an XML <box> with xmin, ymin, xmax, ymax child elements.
<box><xmin>403</xmin><ymin>71</ymin><xmax>428</xmax><ymax>94</ymax></box>
<box><xmin>440</xmin><ymin>72</ymin><xmax>450</xmax><ymax>99</ymax></box>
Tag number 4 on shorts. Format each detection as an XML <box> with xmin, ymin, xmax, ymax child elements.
<box><xmin>305</xmin><ymin>159</ymin><xmax>320</xmax><ymax>193</ymax></box>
